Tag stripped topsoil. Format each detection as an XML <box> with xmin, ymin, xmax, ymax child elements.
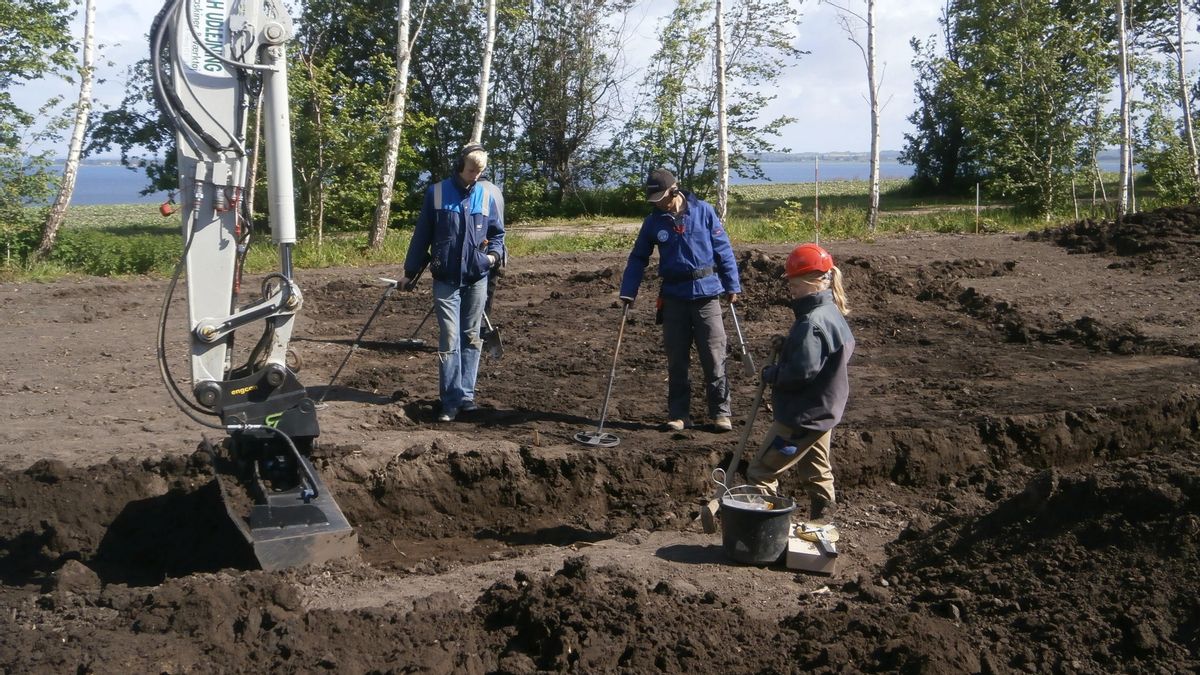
<box><xmin>2</xmin><ymin>205</ymin><xmax>1199</xmax><ymax>673</ymax></box>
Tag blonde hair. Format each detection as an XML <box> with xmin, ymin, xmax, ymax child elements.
<box><xmin>464</xmin><ymin>149</ymin><xmax>488</xmax><ymax>171</ymax></box>
<box><xmin>797</xmin><ymin>266</ymin><xmax>850</xmax><ymax>315</ymax></box>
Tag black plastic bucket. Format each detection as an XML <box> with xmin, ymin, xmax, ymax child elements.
<box><xmin>719</xmin><ymin>491</ymin><xmax>796</xmax><ymax>565</ymax></box>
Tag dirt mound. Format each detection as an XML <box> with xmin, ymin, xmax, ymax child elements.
<box><xmin>1026</xmin><ymin>204</ymin><xmax>1200</xmax><ymax>271</ymax></box>
<box><xmin>5</xmin><ymin>230</ymin><xmax>1200</xmax><ymax>672</ymax></box>
<box><xmin>883</xmin><ymin>444</ymin><xmax>1200</xmax><ymax>673</ymax></box>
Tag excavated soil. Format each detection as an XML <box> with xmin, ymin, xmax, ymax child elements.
<box><xmin>2</xmin><ymin>205</ymin><xmax>1200</xmax><ymax>673</ymax></box>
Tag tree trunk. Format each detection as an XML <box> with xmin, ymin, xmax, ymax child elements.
<box><xmin>1178</xmin><ymin>0</ymin><xmax>1200</xmax><ymax>201</ymax></box>
<box><xmin>714</xmin><ymin>0</ymin><xmax>729</xmax><ymax>220</ymax></box>
<box><xmin>37</xmin><ymin>0</ymin><xmax>95</xmax><ymax>260</ymax></box>
<box><xmin>866</xmin><ymin>0</ymin><xmax>880</xmax><ymax>232</ymax></box>
<box><xmin>1116</xmin><ymin>0</ymin><xmax>1131</xmax><ymax>215</ymax></box>
<box><xmin>368</xmin><ymin>0</ymin><xmax>414</xmax><ymax>250</ymax></box>
<box><xmin>470</xmin><ymin>0</ymin><xmax>497</xmax><ymax>145</ymax></box>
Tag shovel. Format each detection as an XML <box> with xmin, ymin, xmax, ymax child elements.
<box><xmin>728</xmin><ymin>302</ymin><xmax>755</xmax><ymax>377</ymax></box>
<box><xmin>700</xmin><ymin>346</ymin><xmax>778</xmax><ymax>533</ymax></box>
<box><xmin>481</xmin><ymin>312</ymin><xmax>503</xmax><ymax>359</ymax></box>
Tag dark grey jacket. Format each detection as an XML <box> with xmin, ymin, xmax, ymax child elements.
<box><xmin>762</xmin><ymin>290</ymin><xmax>855</xmax><ymax>432</ymax></box>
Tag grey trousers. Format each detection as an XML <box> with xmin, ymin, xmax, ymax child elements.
<box><xmin>662</xmin><ymin>295</ymin><xmax>730</xmax><ymax>420</ymax></box>
<box><xmin>745</xmin><ymin>421</ymin><xmax>835</xmax><ymax>503</ymax></box>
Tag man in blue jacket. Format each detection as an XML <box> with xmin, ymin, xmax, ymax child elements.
<box><xmin>619</xmin><ymin>168</ymin><xmax>742</xmax><ymax>432</ymax></box>
<box><xmin>400</xmin><ymin>144</ymin><xmax>505</xmax><ymax>421</ymax></box>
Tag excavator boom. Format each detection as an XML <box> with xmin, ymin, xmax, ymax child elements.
<box><xmin>151</xmin><ymin>0</ymin><xmax>356</xmax><ymax>570</ymax></box>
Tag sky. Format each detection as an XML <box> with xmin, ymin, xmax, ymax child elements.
<box><xmin>24</xmin><ymin>0</ymin><xmax>946</xmax><ymax>155</ymax></box>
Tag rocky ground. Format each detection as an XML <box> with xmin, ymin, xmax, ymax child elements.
<box><xmin>1</xmin><ymin>206</ymin><xmax>1199</xmax><ymax>673</ymax></box>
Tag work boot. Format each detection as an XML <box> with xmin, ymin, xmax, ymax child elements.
<box><xmin>713</xmin><ymin>416</ymin><xmax>733</xmax><ymax>432</ymax></box>
<box><xmin>665</xmin><ymin>419</ymin><xmax>686</xmax><ymax>432</ymax></box>
<box><xmin>808</xmin><ymin>495</ymin><xmax>836</xmax><ymax>526</ymax></box>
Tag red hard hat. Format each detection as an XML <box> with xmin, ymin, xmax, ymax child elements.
<box><xmin>784</xmin><ymin>243</ymin><xmax>834</xmax><ymax>278</ymax></box>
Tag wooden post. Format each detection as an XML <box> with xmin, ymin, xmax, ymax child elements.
<box><xmin>975</xmin><ymin>183</ymin><xmax>980</xmax><ymax>234</ymax></box>
<box><xmin>814</xmin><ymin>156</ymin><xmax>820</xmax><ymax>245</ymax></box>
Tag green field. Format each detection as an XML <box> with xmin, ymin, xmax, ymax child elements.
<box><xmin>0</xmin><ymin>179</ymin><xmax>1140</xmax><ymax>280</ymax></box>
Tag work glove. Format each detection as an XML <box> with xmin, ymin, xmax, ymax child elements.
<box><xmin>769</xmin><ymin>334</ymin><xmax>787</xmax><ymax>351</ymax></box>
<box><xmin>726</xmin><ymin>292</ymin><xmax>739</xmax><ymax>304</ymax></box>
<box><xmin>487</xmin><ymin>252</ymin><xmax>500</xmax><ymax>268</ymax></box>
<box><xmin>761</xmin><ymin>364</ymin><xmax>779</xmax><ymax>384</ymax></box>
<box><xmin>619</xmin><ymin>296</ymin><xmax>635</xmax><ymax>306</ymax></box>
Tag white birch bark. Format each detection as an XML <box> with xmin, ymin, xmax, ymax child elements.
<box><xmin>824</xmin><ymin>0</ymin><xmax>883</xmax><ymax>231</ymax></box>
<box><xmin>369</xmin><ymin>0</ymin><xmax>415</xmax><ymax>249</ymax></box>
<box><xmin>470</xmin><ymin>0</ymin><xmax>497</xmax><ymax>145</ymax></box>
<box><xmin>865</xmin><ymin>0</ymin><xmax>879</xmax><ymax>231</ymax></box>
<box><xmin>1178</xmin><ymin>0</ymin><xmax>1200</xmax><ymax>201</ymax></box>
<box><xmin>714</xmin><ymin>0</ymin><xmax>729</xmax><ymax>220</ymax></box>
<box><xmin>37</xmin><ymin>0</ymin><xmax>95</xmax><ymax>259</ymax></box>
<box><xmin>1116</xmin><ymin>0</ymin><xmax>1131</xmax><ymax>215</ymax></box>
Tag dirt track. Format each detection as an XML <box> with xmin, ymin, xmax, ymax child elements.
<box><xmin>2</xmin><ymin>206</ymin><xmax>1199</xmax><ymax>672</ymax></box>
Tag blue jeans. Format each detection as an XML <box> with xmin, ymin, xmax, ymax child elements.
<box><xmin>433</xmin><ymin>277</ymin><xmax>487</xmax><ymax>411</ymax></box>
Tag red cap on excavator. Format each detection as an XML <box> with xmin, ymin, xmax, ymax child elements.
<box><xmin>784</xmin><ymin>243</ymin><xmax>834</xmax><ymax>278</ymax></box>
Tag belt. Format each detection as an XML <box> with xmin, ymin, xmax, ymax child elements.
<box><xmin>660</xmin><ymin>266</ymin><xmax>714</xmax><ymax>283</ymax></box>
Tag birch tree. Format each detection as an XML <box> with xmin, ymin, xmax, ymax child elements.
<box><xmin>1176</xmin><ymin>0</ymin><xmax>1199</xmax><ymax>200</ymax></box>
<box><xmin>714</xmin><ymin>0</ymin><xmax>729</xmax><ymax>220</ymax></box>
<box><xmin>0</xmin><ymin>0</ymin><xmax>73</xmax><ymax>255</ymax></box>
<box><xmin>1116</xmin><ymin>0</ymin><xmax>1133</xmax><ymax>214</ymax></box>
<box><xmin>36</xmin><ymin>0</ymin><xmax>94</xmax><ymax>259</ymax></box>
<box><xmin>368</xmin><ymin>0</ymin><xmax>420</xmax><ymax>249</ymax></box>
<box><xmin>823</xmin><ymin>0</ymin><xmax>883</xmax><ymax>231</ymax></box>
<box><xmin>470</xmin><ymin>0</ymin><xmax>496</xmax><ymax>145</ymax></box>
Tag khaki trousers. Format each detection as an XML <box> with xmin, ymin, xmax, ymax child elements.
<box><xmin>745</xmin><ymin>421</ymin><xmax>835</xmax><ymax>503</ymax></box>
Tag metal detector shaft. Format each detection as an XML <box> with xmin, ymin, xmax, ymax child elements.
<box><xmin>317</xmin><ymin>279</ymin><xmax>398</xmax><ymax>404</ymax></box>
<box><xmin>593</xmin><ymin>303</ymin><xmax>630</xmax><ymax>435</ymax></box>
<box><xmin>728</xmin><ymin>302</ymin><xmax>755</xmax><ymax>377</ymax></box>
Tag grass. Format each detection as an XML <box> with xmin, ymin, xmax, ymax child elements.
<box><xmin>0</xmin><ymin>179</ymin><xmax>1152</xmax><ymax>281</ymax></box>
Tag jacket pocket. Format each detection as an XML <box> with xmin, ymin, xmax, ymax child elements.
<box><xmin>465</xmin><ymin>247</ymin><xmax>491</xmax><ymax>283</ymax></box>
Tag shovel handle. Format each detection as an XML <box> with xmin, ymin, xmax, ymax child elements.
<box><xmin>722</xmin><ymin>345</ymin><xmax>779</xmax><ymax>483</ymax></box>
<box><xmin>728</xmin><ymin>303</ymin><xmax>756</xmax><ymax>377</ymax></box>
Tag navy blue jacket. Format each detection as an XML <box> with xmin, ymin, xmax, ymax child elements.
<box><xmin>404</xmin><ymin>177</ymin><xmax>505</xmax><ymax>285</ymax></box>
<box><xmin>619</xmin><ymin>192</ymin><xmax>742</xmax><ymax>300</ymax></box>
<box><xmin>762</xmin><ymin>290</ymin><xmax>855</xmax><ymax>432</ymax></box>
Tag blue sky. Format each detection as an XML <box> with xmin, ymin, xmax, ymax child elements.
<box><xmin>22</xmin><ymin>1</ymin><xmax>949</xmax><ymax>154</ymax></box>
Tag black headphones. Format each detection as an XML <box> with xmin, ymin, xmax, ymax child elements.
<box><xmin>454</xmin><ymin>143</ymin><xmax>486</xmax><ymax>173</ymax></box>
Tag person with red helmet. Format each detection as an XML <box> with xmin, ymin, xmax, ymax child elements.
<box><xmin>746</xmin><ymin>242</ymin><xmax>854</xmax><ymax>529</ymax></box>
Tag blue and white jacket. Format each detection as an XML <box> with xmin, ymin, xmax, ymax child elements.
<box><xmin>618</xmin><ymin>191</ymin><xmax>742</xmax><ymax>300</ymax></box>
<box><xmin>404</xmin><ymin>177</ymin><xmax>505</xmax><ymax>286</ymax></box>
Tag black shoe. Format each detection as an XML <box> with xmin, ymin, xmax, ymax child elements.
<box><xmin>809</xmin><ymin>495</ymin><xmax>836</xmax><ymax>525</ymax></box>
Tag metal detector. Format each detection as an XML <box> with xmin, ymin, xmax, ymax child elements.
<box><xmin>316</xmin><ymin>277</ymin><xmax>402</xmax><ymax>405</ymax></box>
<box><xmin>574</xmin><ymin>303</ymin><xmax>629</xmax><ymax>448</ymax></box>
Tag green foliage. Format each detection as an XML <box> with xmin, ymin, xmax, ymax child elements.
<box><xmin>1133</xmin><ymin>59</ymin><xmax>1200</xmax><ymax>204</ymax></box>
<box><xmin>11</xmin><ymin>175</ymin><xmax>1200</xmax><ymax>281</ymax></box>
<box><xmin>85</xmin><ymin>59</ymin><xmax>177</xmax><ymax>195</ymax></box>
<box><xmin>901</xmin><ymin>35</ymin><xmax>978</xmax><ymax>195</ymax></box>
<box><xmin>0</xmin><ymin>0</ymin><xmax>74</xmax><ymax>235</ymax></box>
<box><xmin>290</xmin><ymin>45</ymin><xmax>395</xmax><ymax>233</ymax></box>
<box><xmin>611</xmin><ymin>0</ymin><xmax>800</xmax><ymax>194</ymax></box>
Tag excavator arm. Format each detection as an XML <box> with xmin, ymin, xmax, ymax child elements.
<box><xmin>151</xmin><ymin>0</ymin><xmax>356</xmax><ymax>570</ymax></box>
